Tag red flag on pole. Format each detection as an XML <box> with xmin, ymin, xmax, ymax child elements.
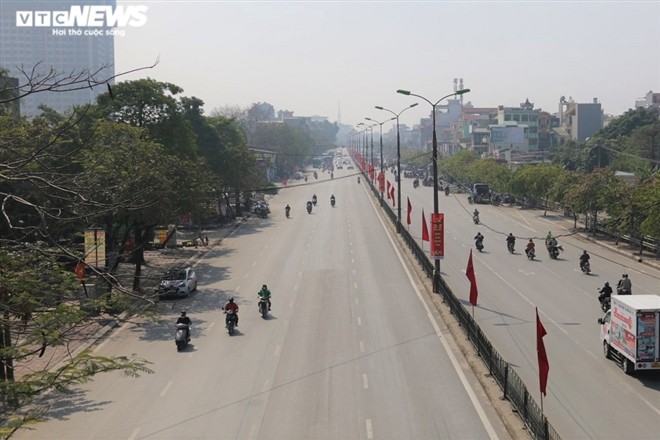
<box><xmin>75</xmin><ymin>261</ymin><xmax>85</xmax><ymax>280</ymax></box>
<box><xmin>406</xmin><ymin>198</ymin><xmax>412</xmax><ymax>225</ymax></box>
<box><xmin>536</xmin><ymin>307</ymin><xmax>550</xmax><ymax>396</ymax></box>
<box><xmin>466</xmin><ymin>250</ymin><xmax>478</xmax><ymax>306</ymax></box>
<box><xmin>422</xmin><ymin>209</ymin><xmax>429</xmax><ymax>242</ymax></box>
<box><xmin>386</xmin><ymin>181</ymin><xmax>391</xmax><ymax>199</ymax></box>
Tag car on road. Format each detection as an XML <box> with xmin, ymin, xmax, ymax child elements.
<box><xmin>157</xmin><ymin>267</ymin><xmax>197</xmax><ymax>298</ymax></box>
<box><xmin>347</xmin><ymin>164</ymin><xmax>354</xmax><ymax>170</ymax></box>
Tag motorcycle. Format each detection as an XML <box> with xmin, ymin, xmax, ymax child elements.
<box><xmin>312</xmin><ymin>196</ymin><xmax>317</xmax><ymax>206</ymax></box>
<box><xmin>444</xmin><ymin>187</ymin><xmax>450</xmax><ymax>196</ymax></box>
<box><xmin>526</xmin><ymin>248</ymin><xmax>535</xmax><ymax>260</ymax></box>
<box><xmin>259</xmin><ymin>297</ymin><xmax>269</xmax><ymax>319</ymax></box>
<box><xmin>548</xmin><ymin>245</ymin><xmax>563</xmax><ymax>259</ymax></box>
<box><xmin>331</xmin><ymin>197</ymin><xmax>336</xmax><ymax>207</ymax></box>
<box><xmin>225</xmin><ymin>310</ymin><xmax>237</xmax><ymax>335</ymax></box>
<box><xmin>331</xmin><ymin>172</ymin><xmax>334</xmax><ymax>179</ymax></box>
<box><xmin>285</xmin><ymin>207</ymin><xmax>290</xmax><ymax>218</ymax></box>
<box><xmin>357</xmin><ymin>176</ymin><xmax>360</xmax><ymax>184</ymax></box>
<box><xmin>507</xmin><ymin>241</ymin><xmax>515</xmax><ymax>254</ymax></box>
<box><xmin>306</xmin><ymin>202</ymin><xmax>312</xmax><ymax>214</ymax></box>
<box><xmin>413</xmin><ymin>179</ymin><xmax>419</xmax><ymax>189</ymax></box>
<box><xmin>473</xmin><ymin>215</ymin><xmax>479</xmax><ymax>225</ymax></box>
<box><xmin>580</xmin><ymin>261</ymin><xmax>591</xmax><ymax>274</ymax></box>
<box><xmin>597</xmin><ymin>290</ymin><xmax>612</xmax><ymax>312</ymax></box>
<box><xmin>175</xmin><ymin>323</ymin><xmax>190</xmax><ymax>351</ymax></box>
<box><xmin>475</xmin><ymin>240</ymin><xmax>484</xmax><ymax>252</ymax></box>
<box><xmin>617</xmin><ymin>286</ymin><xmax>631</xmax><ymax>295</ymax></box>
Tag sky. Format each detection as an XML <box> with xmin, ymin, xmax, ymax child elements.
<box><xmin>113</xmin><ymin>0</ymin><xmax>660</xmax><ymax>130</ymax></box>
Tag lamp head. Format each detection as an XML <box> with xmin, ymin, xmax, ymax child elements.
<box><xmin>456</xmin><ymin>88</ymin><xmax>471</xmax><ymax>95</ymax></box>
<box><xmin>375</xmin><ymin>106</ymin><xmax>384</xmax><ymax>110</ymax></box>
<box><xmin>397</xmin><ymin>89</ymin><xmax>411</xmax><ymax>95</ymax></box>
<box><xmin>409</xmin><ymin>103</ymin><xmax>419</xmax><ymax>108</ymax></box>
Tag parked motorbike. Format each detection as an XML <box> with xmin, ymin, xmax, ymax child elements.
<box><xmin>581</xmin><ymin>261</ymin><xmax>591</xmax><ymax>274</ymax></box>
<box><xmin>175</xmin><ymin>323</ymin><xmax>190</xmax><ymax>351</ymax></box>
<box><xmin>259</xmin><ymin>297</ymin><xmax>269</xmax><ymax>319</ymax></box>
<box><xmin>225</xmin><ymin>310</ymin><xmax>237</xmax><ymax>335</ymax></box>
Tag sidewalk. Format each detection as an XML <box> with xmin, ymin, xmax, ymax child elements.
<box><xmin>13</xmin><ymin>219</ymin><xmax>246</xmax><ymax>379</ymax></box>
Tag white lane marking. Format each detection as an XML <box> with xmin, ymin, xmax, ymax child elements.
<box><xmin>357</xmin><ymin>317</ymin><xmax>362</xmax><ymax>326</ymax></box>
<box><xmin>351</xmin><ymin>258</ymin><xmax>355</xmax><ymax>264</ymax></box>
<box><xmin>127</xmin><ymin>428</ymin><xmax>140</xmax><ymax>440</ymax></box>
<box><xmin>208</xmin><ymin>322</ymin><xmax>215</xmax><ymax>330</ymax></box>
<box><xmin>517</xmin><ymin>212</ymin><xmax>535</xmax><ymax>230</ymax></box>
<box><xmin>353</xmin><ymin>281</ymin><xmax>358</xmax><ymax>289</ymax></box>
<box><xmin>366</xmin><ymin>419</ymin><xmax>373</xmax><ymax>439</ymax></box>
<box><xmin>372</xmin><ymin>197</ymin><xmax>500</xmax><ymax>440</ymax></box>
<box><xmin>363</xmin><ymin>374</ymin><xmax>369</xmax><ymax>389</ymax></box>
<box><xmin>252</xmin><ymin>261</ymin><xmax>257</xmax><ymax>267</ymax></box>
<box><xmin>517</xmin><ymin>269</ymin><xmax>535</xmax><ymax>276</ymax></box>
<box><xmin>160</xmin><ymin>381</ymin><xmax>173</xmax><ymax>397</ymax></box>
<box><xmin>274</xmin><ymin>345</ymin><xmax>281</xmax><ymax>356</ymax></box>
<box><xmin>360</xmin><ymin>341</ymin><xmax>365</xmax><ymax>353</ymax></box>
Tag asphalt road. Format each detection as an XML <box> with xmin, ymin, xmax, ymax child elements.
<box><xmin>386</xmin><ymin>166</ymin><xmax>660</xmax><ymax>440</ymax></box>
<box><xmin>16</xmin><ymin>161</ymin><xmax>510</xmax><ymax>439</ymax></box>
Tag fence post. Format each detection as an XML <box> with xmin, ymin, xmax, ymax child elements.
<box><xmin>503</xmin><ymin>364</ymin><xmax>508</xmax><ymax>401</ymax></box>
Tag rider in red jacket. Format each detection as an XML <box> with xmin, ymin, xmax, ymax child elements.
<box><xmin>224</xmin><ymin>298</ymin><xmax>239</xmax><ymax>326</ymax></box>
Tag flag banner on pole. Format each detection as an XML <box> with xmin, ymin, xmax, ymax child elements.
<box><xmin>466</xmin><ymin>250</ymin><xmax>478</xmax><ymax>306</ymax></box>
<box><xmin>536</xmin><ymin>307</ymin><xmax>550</xmax><ymax>396</ymax></box>
<box><xmin>386</xmin><ymin>181</ymin><xmax>391</xmax><ymax>199</ymax></box>
<box><xmin>390</xmin><ymin>186</ymin><xmax>395</xmax><ymax>206</ymax></box>
<box><xmin>407</xmin><ymin>198</ymin><xmax>412</xmax><ymax>225</ymax></box>
<box><xmin>422</xmin><ymin>209</ymin><xmax>429</xmax><ymax>242</ymax></box>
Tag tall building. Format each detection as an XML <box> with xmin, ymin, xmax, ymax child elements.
<box><xmin>555</xmin><ymin>96</ymin><xmax>603</xmax><ymax>142</ymax></box>
<box><xmin>0</xmin><ymin>0</ymin><xmax>116</xmax><ymax>116</ymax></box>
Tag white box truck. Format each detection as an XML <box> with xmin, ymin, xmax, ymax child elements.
<box><xmin>598</xmin><ymin>295</ymin><xmax>660</xmax><ymax>374</ymax></box>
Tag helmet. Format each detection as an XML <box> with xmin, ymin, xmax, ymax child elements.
<box><xmin>623</xmin><ymin>274</ymin><xmax>628</xmax><ymax>278</ymax></box>
<box><xmin>229</xmin><ymin>297</ymin><xmax>234</xmax><ymax>303</ymax></box>
<box><xmin>605</xmin><ymin>282</ymin><xmax>610</xmax><ymax>286</ymax></box>
<box><xmin>181</xmin><ymin>311</ymin><xmax>186</xmax><ymax>316</ymax></box>
<box><xmin>262</xmin><ymin>284</ymin><xmax>267</xmax><ymax>289</ymax></box>
<box><xmin>529</xmin><ymin>239</ymin><xmax>533</xmax><ymax>242</ymax></box>
<box><xmin>509</xmin><ymin>233</ymin><xmax>514</xmax><ymax>237</ymax></box>
<box><xmin>583</xmin><ymin>250</ymin><xmax>588</xmax><ymax>253</ymax></box>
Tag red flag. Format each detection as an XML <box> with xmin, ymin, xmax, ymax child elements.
<box><xmin>536</xmin><ymin>308</ymin><xmax>550</xmax><ymax>396</ymax></box>
<box><xmin>386</xmin><ymin>181</ymin><xmax>391</xmax><ymax>199</ymax></box>
<box><xmin>466</xmin><ymin>250</ymin><xmax>478</xmax><ymax>306</ymax></box>
<box><xmin>390</xmin><ymin>186</ymin><xmax>395</xmax><ymax>206</ymax></box>
<box><xmin>422</xmin><ymin>209</ymin><xmax>429</xmax><ymax>242</ymax></box>
<box><xmin>75</xmin><ymin>261</ymin><xmax>85</xmax><ymax>280</ymax></box>
<box><xmin>406</xmin><ymin>198</ymin><xmax>412</xmax><ymax>225</ymax></box>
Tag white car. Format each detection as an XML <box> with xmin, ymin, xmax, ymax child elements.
<box><xmin>157</xmin><ymin>267</ymin><xmax>197</xmax><ymax>298</ymax></box>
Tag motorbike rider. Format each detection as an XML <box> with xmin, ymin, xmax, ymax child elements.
<box><xmin>474</xmin><ymin>232</ymin><xmax>484</xmax><ymax>248</ymax></box>
<box><xmin>579</xmin><ymin>250</ymin><xmax>590</xmax><ymax>271</ymax></box>
<box><xmin>223</xmin><ymin>297</ymin><xmax>239</xmax><ymax>326</ymax></box>
<box><xmin>306</xmin><ymin>200</ymin><xmax>313</xmax><ymax>213</ymax></box>
<box><xmin>545</xmin><ymin>231</ymin><xmax>555</xmax><ymax>249</ymax></box>
<box><xmin>357</xmin><ymin>176</ymin><xmax>361</xmax><ymax>184</ymax></box>
<box><xmin>617</xmin><ymin>274</ymin><xmax>632</xmax><ymax>294</ymax></box>
<box><xmin>444</xmin><ymin>186</ymin><xmax>450</xmax><ymax>196</ymax></box>
<box><xmin>285</xmin><ymin>204</ymin><xmax>291</xmax><ymax>218</ymax></box>
<box><xmin>525</xmin><ymin>239</ymin><xmax>535</xmax><ymax>257</ymax></box>
<box><xmin>258</xmin><ymin>284</ymin><xmax>272</xmax><ymax>311</ymax></box>
<box><xmin>176</xmin><ymin>311</ymin><xmax>192</xmax><ymax>341</ymax></box>
<box><xmin>330</xmin><ymin>194</ymin><xmax>336</xmax><ymax>206</ymax></box>
<box><xmin>312</xmin><ymin>194</ymin><xmax>317</xmax><ymax>205</ymax></box>
<box><xmin>598</xmin><ymin>282</ymin><xmax>613</xmax><ymax>304</ymax></box>
<box><xmin>473</xmin><ymin>209</ymin><xmax>480</xmax><ymax>223</ymax></box>
<box><xmin>506</xmin><ymin>233</ymin><xmax>516</xmax><ymax>251</ymax></box>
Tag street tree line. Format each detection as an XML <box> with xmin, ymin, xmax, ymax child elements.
<box><xmin>436</xmin><ymin>107</ymin><xmax>660</xmax><ymax>241</ymax></box>
<box><xmin>0</xmin><ymin>67</ymin><xmax>336</xmax><ymax>437</ymax></box>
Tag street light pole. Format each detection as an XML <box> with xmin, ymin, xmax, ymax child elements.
<box><xmin>375</xmin><ymin>103</ymin><xmax>418</xmax><ymax>231</ymax></box>
<box><xmin>396</xmin><ymin>88</ymin><xmax>470</xmax><ymax>292</ymax></box>
<box><xmin>366</xmin><ymin>117</ymin><xmax>396</xmax><ymax>203</ymax></box>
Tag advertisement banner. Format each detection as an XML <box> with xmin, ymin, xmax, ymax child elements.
<box><xmin>84</xmin><ymin>228</ymin><xmax>106</xmax><ymax>268</ymax></box>
<box><xmin>430</xmin><ymin>213</ymin><xmax>445</xmax><ymax>259</ymax></box>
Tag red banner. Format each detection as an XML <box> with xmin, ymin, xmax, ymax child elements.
<box><xmin>369</xmin><ymin>164</ymin><xmax>375</xmax><ymax>181</ymax></box>
<box><xmin>377</xmin><ymin>172</ymin><xmax>385</xmax><ymax>193</ymax></box>
<box><xmin>430</xmin><ymin>213</ymin><xmax>444</xmax><ymax>259</ymax></box>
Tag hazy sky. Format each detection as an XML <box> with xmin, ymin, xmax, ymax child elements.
<box><xmin>115</xmin><ymin>1</ymin><xmax>660</xmax><ymax>129</ymax></box>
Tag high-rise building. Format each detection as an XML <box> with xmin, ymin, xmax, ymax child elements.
<box><xmin>0</xmin><ymin>0</ymin><xmax>115</xmax><ymax>116</ymax></box>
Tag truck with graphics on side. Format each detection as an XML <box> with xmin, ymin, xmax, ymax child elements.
<box><xmin>598</xmin><ymin>295</ymin><xmax>660</xmax><ymax>374</ymax></box>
